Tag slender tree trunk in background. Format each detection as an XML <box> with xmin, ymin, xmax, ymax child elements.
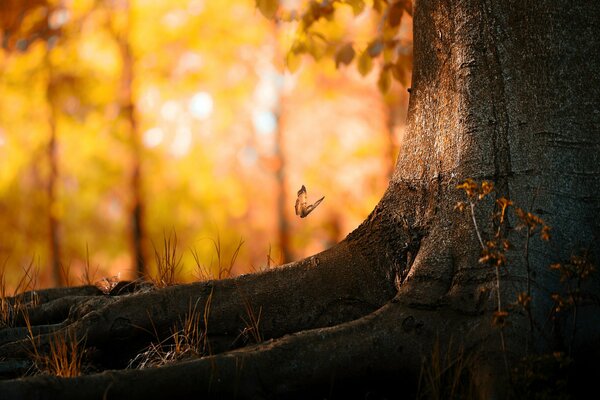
<box><xmin>1</xmin><ymin>1</ymin><xmax>599</xmax><ymax>398</ymax></box>
<box><xmin>116</xmin><ymin>2</ymin><xmax>147</xmax><ymax>278</ymax></box>
<box><xmin>385</xmin><ymin>103</ymin><xmax>400</xmax><ymax>178</ymax></box>
<box><xmin>272</xmin><ymin>22</ymin><xmax>291</xmax><ymax>264</ymax></box>
<box><xmin>45</xmin><ymin>56</ymin><xmax>63</xmax><ymax>287</ymax></box>
<box><xmin>274</xmin><ymin>108</ymin><xmax>291</xmax><ymax>263</ymax></box>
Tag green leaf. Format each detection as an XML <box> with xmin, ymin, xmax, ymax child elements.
<box><xmin>335</xmin><ymin>43</ymin><xmax>355</xmax><ymax>68</ymax></box>
<box><xmin>378</xmin><ymin>68</ymin><xmax>391</xmax><ymax>93</ymax></box>
<box><xmin>357</xmin><ymin>50</ymin><xmax>373</xmax><ymax>76</ymax></box>
<box><xmin>256</xmin><ymin>0</ymin><xmax>278</xmax><ymax>19</ymax></box>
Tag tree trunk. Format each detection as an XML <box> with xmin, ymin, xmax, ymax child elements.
<box><xmin>45</xmin><ymin>55</ymin><xmax>63</xmax><ymax>288</ymax></box>
<box><xmin>116</xmin><ymin>1</ymin><xmax>148</xmax><ymax>278</ymax></box>
<box><xmin>1</xmin><ymin>0</ymin><xmax>598</xmax><ymax>398</ymax></box>
<box><xmin>274</xmin><ymin>108</ymin><xmax>291</xmax><ymax>263</ymax></box>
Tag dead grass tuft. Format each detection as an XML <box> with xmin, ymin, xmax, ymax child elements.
<box><xmin>128</xmin><ymin>289</ymin><xmax>213</xmax><ymax>369</ymax></box>
<box><xmin>192</xmin><ymin>235</ymin><xmax>244</xmax><ymax>281</ymax></box>
<box><xmin>1</xmin><ymin>257</ymin><xmax>40</xmax><ymax>328</ymax></box>
<box><xmin>235</xmin><ymin>289</ymin><xmax>263</xmax><ymax>345</ymax></box>
<box><xmin>25</xmin><ymin>314</ymin><xmax>85</xmax><ymax>377</ymax></box>
<box><xmin>150</xmin><ymin>231</ymin><xmax>183</xmax><ymax>287</ymax></box>
<box><xmin>417</xmin><ymin>338</ymin><xmax>477</xmax><ymax>400</ymax></box>
<box><xmin>79</xmin><ymin>244</ymin><xmax>99</xmax><ymax>286</ymax></box>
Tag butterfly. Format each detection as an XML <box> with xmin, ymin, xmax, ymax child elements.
<box><xmin>94</xmin><ymin>273</ymin><xmax>121</xmax><ymax>295</ymax></box>
<box><xmin>295</xmin><ymin>185</ymin><xmax>325</xmax><ymax>218</ymax></box>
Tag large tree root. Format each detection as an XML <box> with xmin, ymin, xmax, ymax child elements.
<box><xmin>0</xmin><ymin>218</ymin><xmax>414</xmax><ymax>375</ymax></box>
<box><xmin>4</xmin><ymin>286</ymin><xmax>104</xmax><ymax>307</ymax></box>
<box><xmin>0</xmin><ymin>300</ymin><xmax>455</xmax><ymax>399</ymax></box>
<box><xmin>0</xmin><ymin>188</ymin><xmax>430</xmax><ymax>395</ymax></box>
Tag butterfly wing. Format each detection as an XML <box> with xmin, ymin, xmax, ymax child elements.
<box><xmin>295</xmin><ymin>185</ymin><xmax>307</xmax><ymax>216</ymax></box>
<box><xmin>304</xmin><ymin>196</ymin><xmax>325</xmax><ymax>217</ymax></box>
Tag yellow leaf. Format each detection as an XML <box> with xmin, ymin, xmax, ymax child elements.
<box><xmin>345</xmin><ymin>0</ymin><xmax>366</xmax><ymax>16</ymax></box>
<box><xmin>286</xmin><ymin>50</ymin><xmax>301</xmax><ymax>72</ymax></box>
<box><xmin>357</xmin><ymin>50</ymin><xmax>373</xmax><ymax>76</ymax></box>
<box><xmin>377</xmin><ymin>69</ymin><xmax>391</xmax><ymax>93</ymax></box>
<box><xmin>391</xmin><ymin>62</ymin><xmax>408</xmax><ymax>87</ymax></box>
<box><xmin>256</xmin><ymin>0</ymin><xmax>278</xmax><ymax>19</ymax></box>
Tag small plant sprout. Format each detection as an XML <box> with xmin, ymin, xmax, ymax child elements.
<box><xmin>457</xmin><ymin>178</ymin><xmax>597</xmax><ymax>383</ymax></box>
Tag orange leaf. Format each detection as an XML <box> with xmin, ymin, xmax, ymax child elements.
<box><xmin>335</xmin><ymin>43</ymin><xmax>355</xmax><ymax>68</ymax></box>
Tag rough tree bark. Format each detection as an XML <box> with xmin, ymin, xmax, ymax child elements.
<box><xmin>1</xmin><ymin>0</ymin><xmax>598</xmax><ymax>398</ymax></box>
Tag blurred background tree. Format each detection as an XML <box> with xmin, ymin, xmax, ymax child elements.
<box><xmin>0</xmin><ymin>0</ymin><xmax>411</xmax><ymax>290</ymax></box>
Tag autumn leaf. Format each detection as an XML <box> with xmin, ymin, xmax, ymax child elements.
<box><xmin>335</xmin><ymin>43</ymin><xmax>355</xmax><ymax>68</ymax></box>
<box><xmin>357</xmin><ymin>50</ymin><xmax>373</xmax><ymax>76</ymax></box>
<box><xmin>256</xmin><ymin>0</ymin><xmax>278</xmax><ymax>19</ymax></box>
<box><xmin>456</xmin><ymin>178</ymin><xmax>478</xmax><ymax>198</ymax></box>
<box><xmin>540</xmin><ymin>225</ymin><xmax>551</xmax><ymax>241</ymax></box>
<box><xmin>345</xmin><ymin>0</ymin><xmax>366</xmax><ymax>16</ymax></box>
<box><xmin>517</xmin><ymin>292</ymin><xmax>532</xmax><ymax>307</ymax></box>
<box><xmin>367</xmin><ymin>38</ymin><xmax>384</xmax><ymax>58</ymax></box>
<box><xmin>454</xmin><ymin>202</ymin><xmax>466</xmax><ymax>212</ymax></box>
<box><xmin>479</xmin><ymin>180</ymin><xmax>494</xmax><ymax>198</ymax></box>
<box><xmin>377</xmin><ymin>68</ymin><xmax>391</xmax><ymax>93</ymax></box>
<box><xmin>388</xmin><ymin>2</ymin><xmax>404</xmax><ymax>27</ymax></box>
<box><xmin>492</xmin><ymin>310</ymin><xmax>510</xmax><ymax>327</ymax></box>
<box><xmin>286</xmin><ymin>50</ymin><xmax>302</xmax><ymax>72</ymax></box>
<box><xmin>373</xmin><ymin>0</ymin><xmax>384</xmax><ymax>13</ymax></box>
<box><xmin>391</xmin><ymin>62</ymin><xmax>408</xmax><ymax>87</ymax></box>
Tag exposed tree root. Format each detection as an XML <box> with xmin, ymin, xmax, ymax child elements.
<box><xmin>5</xmin><ymin>286</ymin><xmax>103</xmax><ymax>307</ymax></box>
<box><xmin>0</xmin><ymin>300</ymin><xmax>453</xmax><ymax>399</ymax></box>
<box><xmin>0</xmin><ymin>217</ymin><xmax>415</xmax><ymax>377</ymax></box>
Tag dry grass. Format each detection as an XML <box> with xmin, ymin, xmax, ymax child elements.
<box><xmin>42</xmin><ymin>331</ymin><xmax>86</xmax><ymax>377</ymax></box>
<box><xmin>79</xmin><ymin>244</ymin><xmax>99</xmax><ymax>286</ymax></box>
<box><xmin>24</xmin><ymin>314</ymin><xmax>85</xmax><ymax>377</ymax></box>
<box><xmin>192</xmin><ymin>235</ymin><xmax>244</xmax><ymax>281</ymax></box>
<box><xmin>1</xmin><ymin>258</ymin><xmax>39</xmax><ymax>328</ymax></box>
<box><xmin>129</xmin><ymin>289</ymin><xmax>214</xmax><ymax>369</ymax></box>
<box><xmin>236</xmin><ymin>289</ymin><xmax>263</xmax><ymax>344</ymax></box>
<box><xmin>150</xmin><ymin>231</ymin><xmax>183</xmax><ymax>287</ymax></box>
<box><xmin>248</xmin><ymin>243</ymin><xmax>279</xmax><ymax>274</ymax></box>
<box><xmin>511</xmin><ymin>352</ymin><xmax>572</xmax><ymax>399</ymax></box>
<box><xmin>59</xmin><ymin>261</ymin><xmax>72</xmax><ymax>287</ymax></box>
<box><xmin>417</xmin><ymin>338</ymin><xmax>477</xmax><ymax>400</ymax></box>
